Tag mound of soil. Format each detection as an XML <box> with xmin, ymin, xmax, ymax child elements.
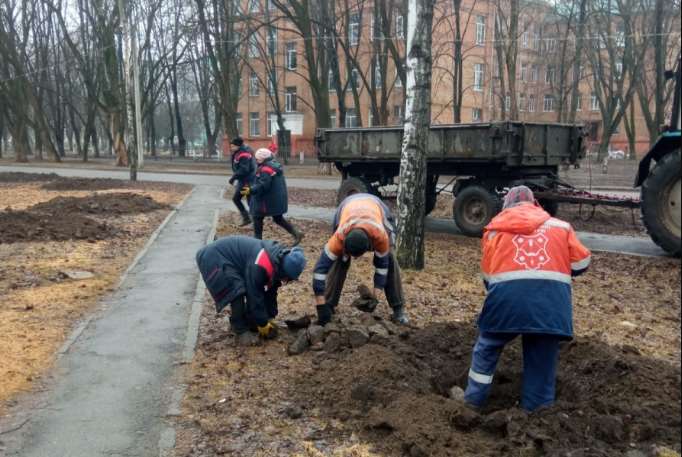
<box><xmin>30</xmin><ymin>193</ymin><xmax>170</xmax><ymax>216</ymax></box>
<box><xmin>288</xmin><ymin>318</ymin><xmax>681</xmax><ymax>456</ymax></box>
<box><xmin>0</xmin><ymin>209</ymin><xmax>120</xmax><ymax>243</ymax></box>
<box><xmin>0</xmin><ymin>172</ymin><xmax>61</xmax><ymax>183</ymax></box>
<box><xmin>41</xmin><ymin>177</ymin><xmax>131</xmax><ymax>191</ymax></box>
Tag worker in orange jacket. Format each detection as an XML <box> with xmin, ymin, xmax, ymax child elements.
<box><xmin>464</xmin><ymin>185</ymin><xmax>591</xmax><ymax>412</ymax></box>
<box><xmin>312</xmin><ymin>193</ymin><xmax>408</xmax><ymax>325</ymax></box>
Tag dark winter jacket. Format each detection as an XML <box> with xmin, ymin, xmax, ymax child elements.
<box><xmin>231</xmin><ymin>145</ymin><xmax>256</xmax><ymax>184</ymax></box>
<box><xmin>195</xmin><ymin>235</ymin><xmax>290</xmax><ymax>325</ymax></box>
<box><xmin>249</xmin><ymin>158</ymin><xmax>289</xmax><ymax>217</ymax></box>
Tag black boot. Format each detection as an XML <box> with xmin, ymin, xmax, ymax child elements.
<box><xmin>239</xmin><ymin>213</ymin><xmax>252</xmax><ymax>227</ymax></box>
<box><xmin>291</xmin><ymin>226</ymin><xmax>304</xmax><ymax>246</ymax></box>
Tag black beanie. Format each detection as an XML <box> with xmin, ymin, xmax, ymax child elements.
<box><xmin>344</xmin><ymin>229</ymin><xmax>371</xmax><ymax>257</ymax></box>
<box><xmin>230</xmin><ymin>137</ymin><xmax>244</xmax><ymax>147</ymax></box>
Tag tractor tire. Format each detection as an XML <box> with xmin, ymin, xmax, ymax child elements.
<box><xmin>337</xmin><ymin>177</ymin><xmax>374</xmax><ymax>205</ymax></box>
<box><xmin>453</xmin><ymin>185</ymin><xmax>501</xmax><ymax>237</ymax></box>
<box><xmin>641</xmin><ymin>149</ymin><xmax>681</xmax><ymax>256</ymax></box>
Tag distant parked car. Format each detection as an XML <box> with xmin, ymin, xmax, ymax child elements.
<box><xmin>608</xmin><ymin>149</ymin><xmax>626</xmax><ymax>160</ymax></box>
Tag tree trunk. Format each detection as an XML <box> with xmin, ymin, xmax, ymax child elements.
<box><xmin>111</xmin><ymin>113</ymin><xmax>128</xmax><ymax>166</ymax></box>
<box><xmin>568</xmin><ymin>0</ymin><xmax>587</xmax><ymax>124</ymax></box>
<box><xmin>452</xmin><ymin>0</ymin><xmax>463</xmax><ymax>123</ymax></box>
<box><xmin>396</xmin><ymin>0</ymin><xmax>435</xmax><ymax>270</ymax></box>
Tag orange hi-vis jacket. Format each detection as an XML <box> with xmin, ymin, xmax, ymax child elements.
<box><xmin>312</xmin><ymin>193</ymin><xmax>395</xmax><ymax>295</ymax></box>
<box><xmin>478</xmin><ymin>203</ymin><xmax>591</xmax><ymax>339</ymax></box>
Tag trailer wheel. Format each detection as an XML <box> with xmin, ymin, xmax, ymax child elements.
<box><xmin>641</xmin><ymin>149</ymin><xmax>681</xmax><ymax>256</ymax></box>
<box><xmin>337</xmin><ymin>177</ymin><xmax>375</xmax><ymax>204</ymax></box>
<box><xmin>453</xmin><ymin>185</ymin><xmax>501</xmax><ymax>237</ymax></box>
<box><xmin>539</xmin><ymin>199</ymin><xmax>560</xmax><ymax>217</ymax></box>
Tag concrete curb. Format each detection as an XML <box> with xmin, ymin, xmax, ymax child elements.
<box><xmin>57</xmin><ymin>186</ymin><xmax>196</xmax><ymax>357</ymax></box>
<box><xmin>158</xmin><ymin>208</ymin><xmax>220</xmax><ymax>457</ymax></box>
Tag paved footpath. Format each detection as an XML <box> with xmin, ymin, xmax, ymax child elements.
<box><xmin>1</xmin><ymin>185</ymin><xmax>223</xmax><ymax>457</ymax></box>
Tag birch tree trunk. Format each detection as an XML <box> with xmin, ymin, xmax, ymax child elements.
<box><xmin>395</xmin><ymin>0</ymin><xmax>435</xmax><ymax>270</ymax></box>
<box><xmin>118</xmin><ymin>0</ymin><xmax>138</xmax><ymax>181</ymax></box>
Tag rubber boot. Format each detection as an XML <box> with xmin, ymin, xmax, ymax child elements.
<box><xmin>291</xmin><ymin>226</ymin><xmax>305</xmax><ymax>246</ymax></box>
<box><xmin>391</xmin><ymin>307</ymin><xmax>409</xmax><ymax>325</ymax></box>
<box><xmin>239</xmin><ymin>212</ymin><xmax>252</xmax><ymax>227</ymax></box>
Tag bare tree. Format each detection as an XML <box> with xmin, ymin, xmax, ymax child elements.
<box><xmin>396</xmin><ymin>0</ymin><xmax>436</xmax><ymax>270</ymax></box>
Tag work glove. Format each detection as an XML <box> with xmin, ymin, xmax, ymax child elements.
<box><xmin>228</xmin><ymin>176</ymin><xmax>236</xmax><ymax>185</ymax></box>
<box><xmin>257</xmin><ymin>321</ymin><xmax>278</xmax><ymax>339</ymax></box>
<box><xmin>316</xmin><ymin>304</ymin><xmax>333</xmax><ymax>326</ymax></box>
<box><xmin>240</xmin><ymin>186</ymin><xmax>251</xmax><ymax>197</ymax></box>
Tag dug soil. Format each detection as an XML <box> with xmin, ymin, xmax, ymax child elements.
<box><xmin>174</xmin><ymin>215</ymin><xmax>680</xmax><ymax>457</ymax></box>
<box><xmin>0</xmin><ymin>174</ymin><xmax>191</xmax><ymax>410</ymax></box>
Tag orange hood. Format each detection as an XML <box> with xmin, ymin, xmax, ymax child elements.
<box><xmin>485</xmin><ymin>203</ymin><xmax>551</xmax><ymax>236</ymax></box>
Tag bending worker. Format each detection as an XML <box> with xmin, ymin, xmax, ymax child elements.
<box><xmin>196</xmin><ymin>235</ymin><xmax>306</xmax><ymax>346</ymax></box>
<box><xmin>464</xmin><ymin>186</ymin><xmax>591</xmax><ymax>412</ymax></box>
<box><xmin>312</xmin><ymin>193</ymin><xmax>408</xmax><ymax>326</ymax></box>
<box><xmin>228</xmin><ymin>137</ymin><xmax>255</xmax><ymax>227</ymax></box>
<box><xmin>240</xmin><ymin>148</ymin><xmax>303</xmax><ymax>245</ymax></box>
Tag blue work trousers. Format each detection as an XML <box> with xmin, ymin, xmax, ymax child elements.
<box><xmin>464</xmin><ymin>332</ymin><xmax>560</xmax><ymax>412</ymax></box>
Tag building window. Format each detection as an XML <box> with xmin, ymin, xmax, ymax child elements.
<box><xmin>368</xmin><ymin>109</ymin><xmax>374</xmax><ymax>127</ymax></box>
<box><xmin>615</xmin><ymin>62</ymin><xmax>623</xmax><ymax>77</ymax></box>
<box><xmin>532</xmin><ymin>27</ymin><xmax>540</xmax><ymax>50</ymax></box>
<box><xmin>267</xmin><ymin>74</ymin><xmax>276</xmax><ymax>97</ymax></box>
<box><xmin>349</xmin><ymin>13</ymin><xmax>360</xmax><ymax>46</ymax></box>
<box><xmin>522</xmin><ymin>22</ymin><xmax>529</xmax><ymax>48</ymax></box>
<box><xmin>351</xmin><ymin>67</ymin><xmax>360</xmax><ymax>89</ymax></box>
<box><xmin>286</xmin><ymin>42</ymin><xmax>297</xmax><ymax>70</ymax></box>
<box><xmin>266</xmin><ymin>27</ymin><xmax>277</xmax><ymax>59</ymax></box>
<box><xmin>395</xmin><ymin>66</ymin><xmax>403</xmax><ymax>88</ymax></box>
<box><xmin>545</xmin><ymin>37</ymin><xmax>556</xmax><ymax>53</ymax></box>
<box><xmin>235</xmin><ymin>113</ymin><xmax>243</xmax><ymax>134</ymax></box>
<box><xmin>328</xmin><ymin>68</ymin><xmax>336</xmax><ymax>92</ymax></box>
<box><xmin>476</xmin><ymin>15</ymin><xmax>486</xmax><ymax>45</ymax></box>
<box><xmin>267</xmin><ymin>112</ymin><xmax>276</xmax><ymax>136</ymax></box>
<box><xmin>396</xmin><ymin>15</ymin><xmax>405</xmax><ymax>40</ymax></box>
<box><xmin>249</xmin><ymin>112</ymin><xmax>260</xmax><ymax>136</ymax></box>
<box><xmin>545</xmin><ymin>65</ymin><xmax>555</xmax><ymax>84</ymax></box>
<box><xmin>374</xmin><ymin>59</ymin><xmax>382</xmax><ymax>88</ymax></box>
<box><xmin>575</xmin><ymin>94</ymin><xmax>582</xmax><ymax>111</ymax></box>
<box><xmin>530</xmin><ymin>65</ymin><xmax>539</xmax><ymax>82</ymax></box>
<box><xmin>504</xmin><ymin>95</ymin><xmax>511</xmax><ymax>112</ymax></box>
<box><xmin>265</xmin><ymin>0</ymin><xmax>276</xmax><ymax>11</ymax></box>
<box><xmin>520</xmin><ymin>62</ymin><xmax>527</xmax><ymax>81</ymax></box>
<box><xmin>473</xmin><ymin>63</ymin><xmax>484</xmax><ymax>92</ymax></box>
<box><xmin>519</xmin><ymin>93</ymin><xmax>526</xmax><ymax>112</ymax></box>
<box><xmin>330</xmin><ymin>109</ymin><xmax>337</xmax><ymax>127</ymax></box>
<box><xmin>528</xmin><ymin>94</ymin><xmax>536</xmax><ymax>112</ymax></box>
<box><xmin>543</xmin><ymin>94</ymin><xmax>555</xmax><ymax>112</ymax></box>
<box><xmin>249</xmin><ymin>72</ymin><xmax>260</xmax><ymax>96</ymax></box>
<box><xmin>472</xmin><ymin>107</ymin><xmax>482</xmax><ymax>122</ymax></box>
<box><xmin>248</xmin><ymin>34</ymin><xmax>259</xmax><ymax>58</ymax></box>
<box><xmin>346</xmin><ymin>108</ymin><xmax>358</xmax><ymax>128</ymax></box>
<box><xmin>248</xmin><ymin>0</ymin><xmax>259</xmax><ymax>14</ymax></box>
<box><xmin>285</xmin><ymin>87</ymin><xmax>297</xmax><ymax>112</ymax></box>
<box><xmin>591</xmin><ymin>93</ymin><xmax>599</xmax><ymax>111</ymax></box>
<box><xmin>393</xmin><ymin>105</ymin><xmax>403</xmax><ymax>124</ymax></box>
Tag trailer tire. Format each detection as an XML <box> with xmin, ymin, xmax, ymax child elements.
<box><xmin>453</xmin><ymin>185</ymin><xmax>501</xmax><ymax>237</ymax></box>
<box><xmin>337</xmin><ymin>177</ymin><xmax>374</xmax><ymax>205</ymax></box>
<box><xmin>641</xmin><ymin>149</ymin><xmax>681</xmax><ymax>256</ymax></box>
<box><xmin>539</xmin><ymin>199</ymin><xmax>560</xmax><ymax>217</ymax></box>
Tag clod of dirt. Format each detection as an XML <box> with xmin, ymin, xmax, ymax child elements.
<box><xmin>307</xmin><ymin>325</ymin><xmax>325</xmax><ymax>346</ymax></box>
<box><xmin>350</xmin><ymin>383</ymin><xmax>378</xmax><ymax>404</ymax></box>
<box><xmin>352</xmin><ymin>285</ymin><xmax>379</xmax><ymax>313</ymax></box>
<box><xmin>30</xmin><ymin>193</ymin><xmax>169</xmax><ymax>216</ymax></box>
<box><xmin>288</xmin><ymin>331</ymin><xmax>310</xmax><ymax>355</ymax></box>
<box><xmin>0</xmin><ymin>172</ymin><xmax>61</xmax><ymax>183</ymax></box>
<box><xmin>283</xmin><ymin>405</ymin><xmax>304</xmax><ymax>419</ymax></box>
<box><xmin>594</xmin><ymin>414</ymin><xmax>626</xmax><ymax>442</ymax></box>
<box><xmin>323</xmin><ymin>332</ymin><xmax>344</xmax><ymax>353</ymax></box>
<box><xmin>449</xmin><ymin>386</ymin><xmax>465</xmax><ymax>401</ymax></box>
<box><xmin>0</xmin><ymin>209</ymin><xmax>120</xmax><ymax>244</ymax></box>
<box><xmin>368</xmin><ymin>324</ymin><xmax>390</xmax><ymax>341</ymax></box>
<box><xmin>347</xmin><ymin>327</ymin><xmax>370</xmax><ymax>348</ymax></box>
<box><xmin>450</xmin><ymin>405</ymin><xmax>481</xmax><ymax>431</ymax></box>
<box><xmin>284</xmin><ymin>315</ymin><xmax>311</xmax><ymax>330</ymax></box>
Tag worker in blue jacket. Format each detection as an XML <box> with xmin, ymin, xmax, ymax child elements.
<box><xmin>241</xmin><ymin>148</ymin><xmax>303</xmax><ymax>245</ymax></box>
<box><xmin>228</xmin><ymin>137</ymin><xmax>256</xmax><ymax>226</ymax></box>
<box><xmin>195</xmin><ymin>235</ymin><xmax>306</xmax><ymax>346</ymax></box>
